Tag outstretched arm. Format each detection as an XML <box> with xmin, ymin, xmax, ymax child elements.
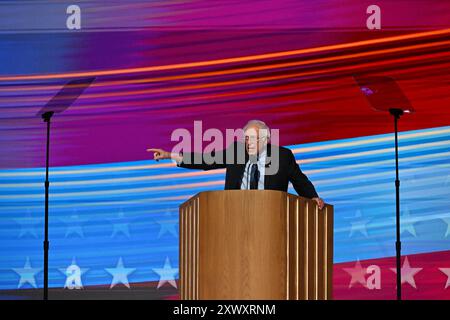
<box><xmin>146</xmin><ymin>148</ymin><xmax>227</xmax><ymax>170</ymax></box>
<box><xmin>147</xmin><ymin>148</ymin><xmax>182</xmax><ymax>162</ymax></box>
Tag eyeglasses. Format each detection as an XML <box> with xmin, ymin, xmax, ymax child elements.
<box><xmin>245</xmin><ymin>136</ymin><xmax>267</xmax><ymax>142</ymax></box>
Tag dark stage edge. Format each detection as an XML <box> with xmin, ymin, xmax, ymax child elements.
<box><xmin>0</xmin><ymin>283</ymin><xmax>179</xmax><ymax>300</ymax></box>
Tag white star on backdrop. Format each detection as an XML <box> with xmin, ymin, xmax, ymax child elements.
<box><xmin>403</xmin><ymin>175</ymin><xmax>418</xmax><ymax>186</ymax></box>
<box><xmin>438</xmin><ymin>268</ymin><xmax>450</xmax><ymax>289</ymax></box>
<box><xmin>152</xmin><ymin>257</ymin><xmax>178</xmax><ymax>289</ymax></box>
<box><xmin>12</xmin><ymin>257</ymin><xmax>41</xmax><ymax>289</ymax></box>
<box><xmin>442</xmin><ymin>217</ymin><xmax>450</xmax><ymax>238</ymax></box>
<box><xmin>155</xmin><ymin>210</ymin><xmax>178</xmax><ymax>238</ymax></box>
<box><xmin>398</xmin><ymin>205</ymin><xmax>420</xmax><ymax>237</ymax></box>
<box><xmin>110</xmin><ymin>209</ymin><xmax>130</xmax><ymax>238</ymax></box>
<box><xmin>58</xmin><ymin>257</ymin><xmax>89</xmax><ymax>289</ymax></box>
<box><xmin>105</xmin><ymin>257</ymin><xmax>136</xmax><ymax>289</ymax></box>
<box><xmin>349</xmin><ymin>210</ymin><xmax>370</xmax><ymax>238</ymax></box>
<box><xmin>61</xmin><ymin>211</ymin><xmax>88</xmax><ymax>238</ymax></box>
<box><xmin>343</xmin><ymin>259</ymin><xmax>367</xmax><ymax>288</ymax></box>
<box><xmin>15</xmin><ymin>210</ymin><xmax>40</xmax><ymax>238</ymax></box>
<box><xmin>390</xmin><ymin>256</ymin><xmax>422</xmax><ymax>289</ymax></box>
<box><xmin>445</xmin><ymin>174</ymin><xmax>450</xmax><ymax>186</ymax></box>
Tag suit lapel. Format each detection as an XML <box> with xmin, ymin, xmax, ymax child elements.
<box><xmin>236</xmin><ymin>146</ymin><xmax>249</xmax><ymax>188</ymax></box>
<box><xmin>236</xmin><ymin>164</ymin><xmax>246</xmax><ymax>188</ymax></box>
<box><xmin>264</xmin><ymin>144</ymin><xmax>272</xmax><ymax>189</ymax></box>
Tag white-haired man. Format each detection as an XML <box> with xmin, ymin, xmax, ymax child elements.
<box><xmin>148</xmin><ymin>120</ymin><xmax>324</xmax><ymax>209</ymax></box>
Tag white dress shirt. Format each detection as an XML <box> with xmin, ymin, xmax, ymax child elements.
<box><xmin>240</xmin><ymin>150</ymin><xmax>266</xmax><ymax>190</ymax></box>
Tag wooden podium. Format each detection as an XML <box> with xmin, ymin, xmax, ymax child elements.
<box><xmin>179</xmin><ymin>190</ymin><xmax>333</xmax><ymax>300</ymax></box>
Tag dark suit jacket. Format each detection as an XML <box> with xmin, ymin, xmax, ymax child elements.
<box><xmin>179</xmin><ymin>142</ymin><xmax>319</xmax><ymax>199</ymax></box>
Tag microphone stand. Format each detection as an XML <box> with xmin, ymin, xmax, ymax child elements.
<box><xmin>353</xmin><ymin>75</ymin><xmax>413</xmax><ymax>300</ymax></box>
<box><xmin>42</xmin><ymin>111</ymin><xmax>53</xmax><ymax>301</ymax></box>
<box><xmin>37</xmin><ymin>77</ymin><xmax>95</xmax><ymax>300</ymax></box>
<box><xmin>390</xmin><ymin>108</ymin><xmax>403</xmax><ymax>300</ymax></box>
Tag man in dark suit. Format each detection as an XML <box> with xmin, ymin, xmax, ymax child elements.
<box><xmin>148</xmin><ymin>120</ymin><xmax>324</xmax><ymax>209</ymax></box>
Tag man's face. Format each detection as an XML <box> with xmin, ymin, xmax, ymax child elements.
<box><xmin>244</xmin><ymin>125</ymin><xmax>268</xmax><ymax>156</ymax></box>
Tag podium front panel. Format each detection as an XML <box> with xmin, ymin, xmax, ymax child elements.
<box><xmin>180</xmin><ymin>190</ymin><xmax>333</xmax><ymax>300</ymax></box>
